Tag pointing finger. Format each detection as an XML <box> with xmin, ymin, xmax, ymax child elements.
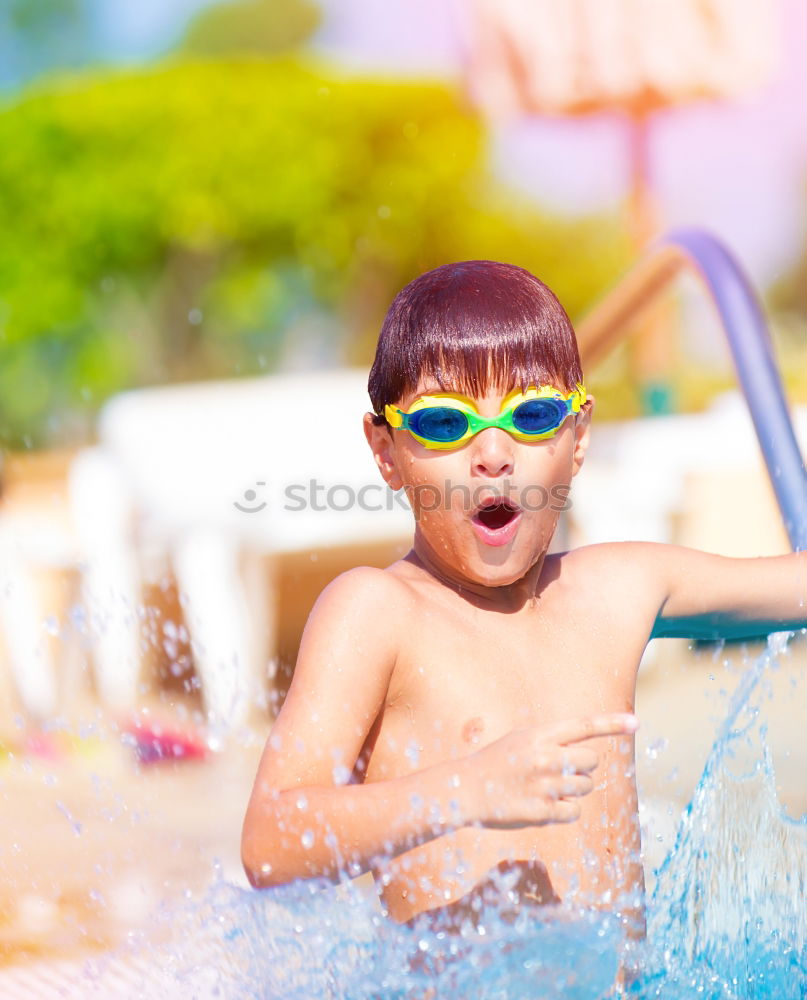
<box><xmin>548</xmin><ymin>714</ymin><xmax>639</xmax><ymax>746</ymax></box>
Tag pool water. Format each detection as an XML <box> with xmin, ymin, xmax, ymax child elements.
<box><xmin>75</xmin><ymin>633</ymin><xmax>806</xmax><ymax>999</ymax></box>
<box><xmin>640</xmin><ymin>631</ymin><xmax>807</xmax><ymax>999</ymax></box>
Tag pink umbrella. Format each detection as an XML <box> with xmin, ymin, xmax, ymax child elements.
<box><xmin>454</xmin><ymin>0</ymin><xmax>780</xmax><ymax>410</ymax></box>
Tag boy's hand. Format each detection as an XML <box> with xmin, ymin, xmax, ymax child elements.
<box><xmin>468</xmin><ymin>713</ymin><xmax>639</xmax><ymax>829</ymax></box>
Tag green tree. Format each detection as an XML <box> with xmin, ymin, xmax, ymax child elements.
<box><xmin>180</xmin><ymin>0</ymin><xmax>321</xmax><ymax>56</ymax></box>
<box><xmin>0</xmin><ymin>57</ymin><xmax>630</xmax><ymax>447</ymax></box>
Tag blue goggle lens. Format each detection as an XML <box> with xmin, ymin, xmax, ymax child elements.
<box><xmin>512</xmin><ymin>397</ymin><xmax>566</xmax><ymax>434</ymax></box>
<box><xmin>409</xmin><ymin>407</ymin><xmax>469</xmax><ymax>442</ymax></box>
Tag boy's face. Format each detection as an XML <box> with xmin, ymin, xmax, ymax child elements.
<box><xmin>364</xmin><ymin>375</ymin><xmax>592</xmax><ymax>590</ymax></box>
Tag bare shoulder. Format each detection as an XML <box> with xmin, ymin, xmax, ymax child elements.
<box><xmin>546</xmin><ymin>541</ymin><xmax>672</xmax><ymax>611</ymax></box>
<box><xmin>254</xmin><ymin>565</ymin><xmax>414</xmax><ymax>793</ymax></box>
<box><xmin>301</xmin><ymin>564</ymin><xmax>416</xmax><ymax>660</ymax></box>
<box><xmin>313</xmin><ymin>563</ymin><xmax>416</xmax><ymax>619</ymax></box>
<box><xmin>559</xmin><ymin>540</ymin><xmax>729</xmax><ymax>580</ymax></box>
<box><xmin>550</xmin><ymin>540</ymin><xmax>666</xmax><ymax>577</ymax></box>
<box><xmin>282</xmin><ymin>565</ymin><xmax>415</xmax><ymax>733</ymax></box>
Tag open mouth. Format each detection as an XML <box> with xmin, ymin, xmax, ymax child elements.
<box><xmin>472</xmin><ymin>498</ymin><xmax>521</xmax><ymax>531</ymax></box>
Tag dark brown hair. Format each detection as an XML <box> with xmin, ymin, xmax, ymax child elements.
<box><xmin>368</xmin><ymin>260</ymin><xmax>582</xmax><ymax>424</ymax></box>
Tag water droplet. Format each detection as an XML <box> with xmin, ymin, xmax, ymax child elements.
<box><xmin>301</xmin><ymin>830</ymin><xmax>314</xmax><ymax>849</ymax></box>
<box><xmin>55</xmin><ymin>801</ymin><xmax>83</xmax><ymax>836</ymax></box>
<box><xmin>295</xmin><ymin>794</ymin><xmax>308</xmax><ymax>811</ymax></box>
<box><xmin>332</xmin><ymin>764</ymin><xmax>351</xmax><ymax>785</ymax></box>
<box><xmin>645</xmin><ymin>738</ymin><xmax>667</xmax><ymax>761</ymax></box>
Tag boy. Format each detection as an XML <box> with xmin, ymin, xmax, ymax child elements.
<box><xmin>242</xmin><ymin>260</ymin><xmax>806</xmax><ymax>937</ymax></box>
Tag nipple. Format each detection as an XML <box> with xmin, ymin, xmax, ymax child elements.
<box><xmin>461</xmin><ymin>717</ymin><xmax>485</xmax><ymax>745</ymax></box>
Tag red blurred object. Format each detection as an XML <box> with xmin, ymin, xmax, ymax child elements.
<box><xmin>123</xmin><ymin>718</ymin><xmax>208</xmax><ymax>765</ymax></box>
<box><xmin>22</xmin><ymin>731</ymin><xmax>63</xmax><ymax>761</ymax></box>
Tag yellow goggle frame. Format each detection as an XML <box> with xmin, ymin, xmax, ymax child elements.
<box><xmin>383</xmin><ymin>383</ymin><xmax>586</xmax><ymax>450</ymax></box>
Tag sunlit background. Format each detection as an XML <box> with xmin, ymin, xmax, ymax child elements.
<box><xmin>1</xmin><ymin>0</ymin><xmax>807</xmax><ymax>448</ymax></box>
<box><xmin>0</xmin><ymin>0</ymin><xmax>805</xmax><ymax>986</ymax></box>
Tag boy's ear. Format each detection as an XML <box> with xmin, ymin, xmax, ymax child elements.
<box><xmin>363</xmin><ymin>412</ymin><xmax>404</xmax><ymax>490</ymax></box>
<box><xmin>571</xmin><ymin>396</ymin><xmax>594</xmax><ymax>477</ymax></box>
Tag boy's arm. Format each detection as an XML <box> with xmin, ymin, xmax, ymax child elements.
<box><xmin>242</xmin><ymin>566</ymin><xmax>412</xmax><ymax>886</ymax></box>
<box><xmin>242</xmin><ymin>567</ymin><xmax>637</xmax><ymax>887</ymax></box>
<box><xmin>640</xmin><ymin>544</ymin><xmax>807</xmax><ymax>639</ymax></box>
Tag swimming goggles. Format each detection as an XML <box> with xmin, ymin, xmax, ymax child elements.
<box><xmin>384</xmin><ymin>384</ymin><xmax>586</xmax><ymax>450</ymax></box>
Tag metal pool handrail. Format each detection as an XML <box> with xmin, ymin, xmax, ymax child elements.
<box><xmin>575</xmin><ymin>226</ymin><xmax>807</xmax><ymax>552</ymax></box>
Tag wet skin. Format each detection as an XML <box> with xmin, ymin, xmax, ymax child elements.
<box><xmin>359</xmin><ymin>379</ymin><xmax>644</xmax><ymax>923</ymax></box>
<box><xmin>242</xmin><ymin>374</ymin><xmax>807</xmax><ymax>935</ymax></box>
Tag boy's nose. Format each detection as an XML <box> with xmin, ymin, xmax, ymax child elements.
<box><xmin>471</xmin><ymin>427</ymin><xmax>515</xmax><ymax>477</ymax></box>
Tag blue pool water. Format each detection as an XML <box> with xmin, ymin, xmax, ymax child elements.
<box><xmin>83</xmin><ymin>633</ymin><xmax>806</xmax><ymax>999</ymax></box>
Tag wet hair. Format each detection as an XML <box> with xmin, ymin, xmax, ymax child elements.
<box><xmin>368</xmin><ymin>260</ymin><xmax>583</xmax><ymax>424</ymax></box>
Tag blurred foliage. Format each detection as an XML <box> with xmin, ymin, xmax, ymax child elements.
<box><xmin>0</xmin><ymin>57</ymin><xmax>631</xmax><ymax>448</ymax></box>
<box><xmin>590</xmin><ymin>345</ymin><xmax>738</xmax><ymax>421</ymax></box>
<box><xmin>761</xmin><ymin>226</ymin><xmax>807</xmax><ymax>404</ymax></box>
<box><xmin>181</xmin><ymin>0</ymin><xmax>321</xmax><ymax>56</ymax></box>
<box><xmin>0</xmin><ymin>0</ymin><xmax>92</xmax><ymax>88</ymax></box>
<box><xmin>589</xmin><ymin>301</ymin><xmax>807</xmax><ymax>422</ymax></box>
<box><xmin>769</xmin><ymin>233</ymin><xmax>807</xmax><ymax>391</ymax></box>
<box><xmin>769</xmin><ymin>215</ymin><xmax>807</xmax><ymax>319</ymax></box>
<box><xmin>769</xmin><ymin>315</ymin><xmax>807</xmax><ymax>404</ymax></box>
<box><xmin>7</xmin><ymin>0</ymin><xmax>77</xmax><ymax>32</ymax></box>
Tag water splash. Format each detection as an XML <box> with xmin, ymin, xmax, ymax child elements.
<box><xmin>78</xmin><ymin>635</ymin><xmax>805</xmax><ymax>999</ymax></box>
<box><xmin>637</xmin><ymin>632</ymin><xmax>807</xmax><ymax>999</ymax></box>
<box><xmin>82</xmin><ymin>881</ymin><xmax>622</xmax><ymax>999</ymax></box>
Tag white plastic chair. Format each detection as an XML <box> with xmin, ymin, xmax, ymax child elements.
<box><xmin>67</xmin><ymin>369</ymin><xmax>412</xmax><ymax>739</ymax></box>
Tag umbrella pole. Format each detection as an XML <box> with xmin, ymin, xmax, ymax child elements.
<box><xmin>627</xmin><ymin>113</ymin><xmax>675</xmax><ymax>415</ymax></box>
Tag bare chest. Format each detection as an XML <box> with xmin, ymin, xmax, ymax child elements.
<box><xmin>364</xmin><ymin>596</ymin><xmax>641</xmax><ymax>781</ymax></box>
